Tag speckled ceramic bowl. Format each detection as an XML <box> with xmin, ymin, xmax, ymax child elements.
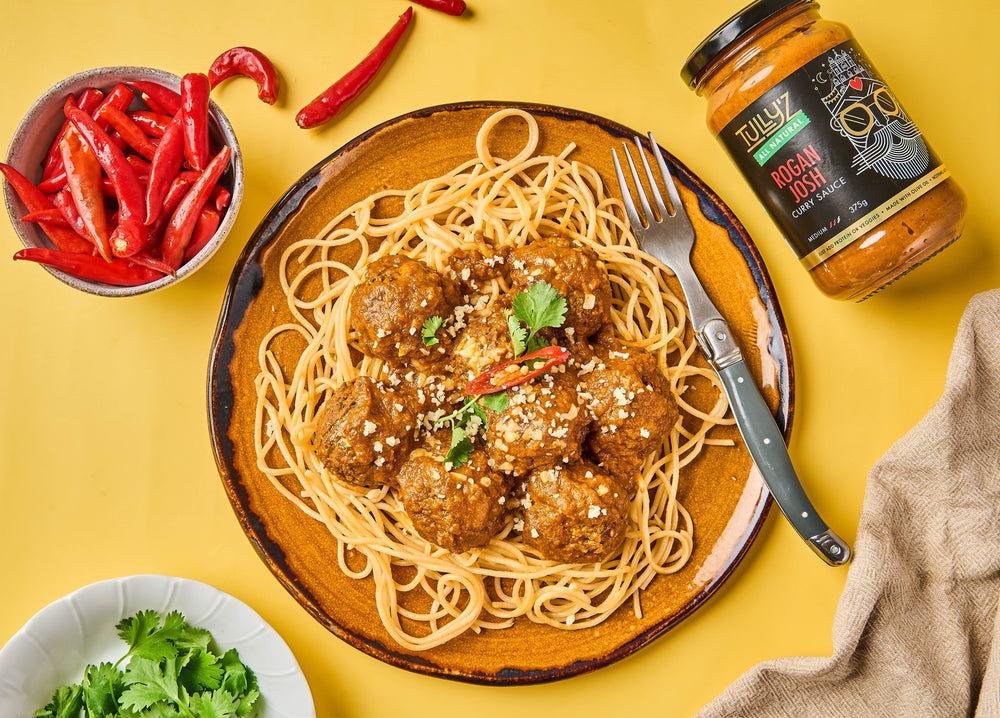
<box><xmin>209</xmin><ymin>101</ymin><xmax>794</xmax><ymax>684</ymax></box>
<box><xmin>3</xmin><ymin>66</ymin><xmax>244</xmax><ymax>297</ymax></box>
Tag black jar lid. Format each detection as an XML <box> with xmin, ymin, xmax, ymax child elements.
<box><xmin>681</xmin><ymin>0</ymin><xmax>814</xmax><ymax>87</ymax></box>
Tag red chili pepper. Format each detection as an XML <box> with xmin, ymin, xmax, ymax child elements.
<box><xmin>66</xmin><ymin>106</ymin><xmax>148</xmax><ymax>257</ymax></box>
<box><xmin>180</xmin><ymin>73</ymin><xmax>211</xmax><ymax>171</ymax></box>
<box><xmin>42</xmin><ymin>89</ymin><xmax>104</xmax><ymax>180</ymax></box>
<box><xmin>0</xmin><ymin>163</ymin><xmax>92</xmax><ymax>253</ymax></box>
<box><xmin>128</xmin><ymin>111</ymin><xmax>172</xmax><ymax>138</ymax></box>
<box><xmin>210</xmin><ymin>185</ymin><xmax>230</xmax><ymax>211</ymax></box>
<box><xmin>182</xmin><ymin>207</ymin><xmax>221</xmax><ymax>263</ymax></box>
<box><xmin>50</xmin><ymin>190</ymin><xmax>91</xmax><ymax>237</ymax></box>
<box><xmin>208</xmin><ymin>46</ymin><xmax>280</xmax><ymax>104</ymax></box>
<box><xmin>160</xmin><ymin>145</ymin><xmax>230</xmax><ymax>269</ymax></box>
<box><xmin>410</xmin><ymin>0</ymin><xmax>466</xmax><ymax>15</ymax></box>
<box><xmin>465</xmin><ymin>345</ymin><xmax>570</xmax><ymax>396</ymax></box>
<box><xmin>295</xmin><ymin>7</ymin><xmax>413</xmax><ymax>129</ymax></box>
<box><xmin>127</xmin><ymin>80</ymin><xmax>181</xmax><ymax>116</ymax></box>
<box><xmin>94</xmin><ymin>105</ymin><xmax>158</xmax><ymax>160</ymax></box>
<box><xmin>144</xmin><ymin>114</ymin><xmax>185</xmax><ymax>226</ymax></box>
<box><xmin>146</xmin><ymin>175</ymin><xmax>192</xmax><ymax>245</ymax></box>
<box><xmin>59</xmin><ymin>127</ymin><xmax>112</xmax><ymax>259</ymax></box>
<box><xmin>13</xmin><ymin>247</ymin><xmax>163</xmax><ymax>286</ymax></box>
<box><xmin>127</xmin><ymin>251</ymin><xmax>176</xmax><ymax>276</ymax></box>
<box><xmin>20</xmin><ymin>208</ymin><xmax>71</xmax><ymax>226</ymax></box>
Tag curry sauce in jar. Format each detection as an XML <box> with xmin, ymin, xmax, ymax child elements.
<box><xmin>682</xmin><ymin>0</ymin><xmax>967</xmax><ymax>301</ymax></box>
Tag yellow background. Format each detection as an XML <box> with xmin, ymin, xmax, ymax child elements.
<box><xmin>1</xmin><ymin>1</ymin><xmax>996</xmax><ymax>716</ymax></box>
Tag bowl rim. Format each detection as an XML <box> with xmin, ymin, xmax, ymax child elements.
<box><xmin>3</xmin><ymin>65</ymin><xmax>244</xmax><ymax>297</ymax></box>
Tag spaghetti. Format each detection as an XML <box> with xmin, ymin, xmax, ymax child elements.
<box><xmin>252</xmin><ymin>108</ymin><xmax>732</xmax><ymax>650</ymax></box>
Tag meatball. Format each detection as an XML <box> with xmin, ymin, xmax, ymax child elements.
<box><xmin>582</xmin><ymin>343</ymin><xmax>678</xmax><ymax>491</ymax></box>
<box><xmin>444</xmin><ymin>237</ymin><xmax>508</xmax><ymax>292</ymax></box>
<box><xmin>313</xmin><ymin>376</ymin><xmax>421</xmax><ymax>489</ymax></box>
<box><xmin>508</xmin><ymin>237</ymin><xmax>612</xmax><ymax>338</ymax></box>
<box><xmin>349</xmin><ymin>255</ymin><xmax>460</xmax><ymax>370</ymax></box>
<box><xmin>397</xmin><ymin>431</ymin><xmax>512</xmax><ymax>553</ymax></box>
<box><xmin>447</xmin><ymin>309</ymin><xmax>515</xmax><ymax>382</ymax></box>
<box><xmin>522</xmin><ymin>460</ymin><xmax>630</xmax><ymax>563</ymax></box>
<box><xmin>484</xmin><ymin>371</ymin><xmax>589</xmax><ymax>477</ymax></box>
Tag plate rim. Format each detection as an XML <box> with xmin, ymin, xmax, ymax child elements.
<box><xmin>207</xmin><ymin>99</ymin><xmax>793</xmax><ymax>685</ymax></box>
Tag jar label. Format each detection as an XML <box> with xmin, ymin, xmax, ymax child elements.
<box><xmin>718</xmin><ymin>40</ymin><xmax>948</xmax><ymax>269</ymax></box>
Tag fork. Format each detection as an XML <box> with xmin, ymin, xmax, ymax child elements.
<box><xmin>612</xmin><ymin>134</ymin><xmax>851</xmax><ymax>566</ymax></box>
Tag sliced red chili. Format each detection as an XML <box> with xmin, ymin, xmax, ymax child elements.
<box><xmin>66</xmin><ymin>106</ymin><xmax>148</xmax><ymax>257</ymax></box>
<box><xmin>295</xmin><ymin>7</ymin><xmax>413</xmax><ymax>129</ymax></box>
<box><xmin>208</xmin><ymin>46</ymin><xmax>280</xmax><ymax>104</ymax></box>
<box><xmin>13</xmin><ymin>247</ymin><xmax>164</xmax><ymax>286</ymax></box>
<box><xmin>160</xmin><ymin>145</ymin><xmax>231</xmax><ymax>269</ymax></box>
<box><xmin>465</xmin><ymin>345</ymin><xmax>569</xmax><ymax>396</ymax></box>
<box><xmin>59</xmin><ymin>127</ymin><xmax>112</xmax><ymax>260</ymax></box>
<box><xmin>0</xmin><ymin>162</ymin><xmax>92</xmax><ymax>253</ymax></box>
<box><xmin>410</xmin><ymin>0</ymin><xmax>466</xmax><ymax>15</ymax></box>
<box><xmin>180</xmin><ymin>73</ymin><xmax>211</xmax><ymax>171</ymax></box>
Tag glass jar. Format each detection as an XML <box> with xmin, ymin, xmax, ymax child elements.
<box><xmin>681</xmin><ymin>0</ymin><xmax>967</xmax><ymax>301</ymax></box>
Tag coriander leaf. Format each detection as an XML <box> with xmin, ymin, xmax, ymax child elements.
<box><xmin>421</xmin><ymin>316</ymin><xmax>446</xmax><ymax>346</ymax></box>
<box><xmin>81</xmin><ymin>662</ymin><xmax>124</xmax><ymax>717</ymax></box>
<box><xmin>144</xmin><ymin>704</ymin><xmax>184</xmax><ymax>717</ymax></box>
<box><xmin>35</xmin><ymin>684</ymin><xmax>82</xmax><ymax>718</ymax></box>
<box><xmin>480</xmin><ymin>391</ymin><xmax>508</xmax><ymax>414</ymax></box>
<box><xmin>162</xmin><ymin>611</ymin><xmax>212</xmax><ymax>653</ymax></box>
<box><xmin>116</xmin><ymin>610</ymin><xmax>177</xmax><ymax>666</ymax></box>
<box><xmin>235</xmin><ymin>688</ymin><xmax>260</xmax><ymax>718</ymax></box>
<box><xmin>524</xmin><ymin>333</ymin><xmax>550</xmax><ymax>355</ymax></box>
<box><xmin>512</xmin><ymin>281</ymin><xmax>567</xmax><ymax>338</ymax></box>
<box><xmin>506</xmin><ymin>312</ymin><xmax>527</xmax><ymax>357</ymax></box>
<box><xmin>445</xmin><ymin>426</ymin><xmax>474</xmax><ymax>469</ymax></box>
<box><xmin>433</xmin><ymin>396</ymin><xmax>478</xmax><ymax>428</ymax></box>
<box><xmin>219</xmin><ymin>649</ymin><xmax>252</xmax><ymax>696</ymax></box>
<box><xmin>470</xmin><ymin>401</ymin><xmax>489</xmax><ymax>429</ymax></box>
<box><xmin>178</xmin><ymin>649</ymin><xmax>223</xmax><ymax>693</ymax></box>
<box><xmin>121</xmin><ymin>656</ymin><xmax>185</xmax><ymax>713</ymax></box>
<box><xmin>188</xmin><ymin>689</ymin><xmax>239</xmax><ymax>718</ymax></box>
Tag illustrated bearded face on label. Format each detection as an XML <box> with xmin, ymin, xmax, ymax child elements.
<box><xmin>823</xmin><ymin>48</ymin><xmax>929</xmax><ymax>181</ymax></box>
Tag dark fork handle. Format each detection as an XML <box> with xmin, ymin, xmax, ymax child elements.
<box><xmin>709</xmin><ymin>339</ymin><xmax>852</xmax><ymax>566</ymax></box>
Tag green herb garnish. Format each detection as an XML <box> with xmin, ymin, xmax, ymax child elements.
<box><xmin>36</xmin><ymin>610</ymin><xmax>260</xmax><ymax>718</ymax></box>
<box><xmin>507</xmin><ymin>281</ymin><xmax>567</xmax><ymax>356</ymax></box>
<box><xmin>421</xmin><ymin>316</ymin><xmax>446</xmax><ymax>346</ymax></box>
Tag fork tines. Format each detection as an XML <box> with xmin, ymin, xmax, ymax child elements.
<box><xmin>611</xmin><ymin>133</ymin><xmax>684</xmax><ymax>230</ymax></box>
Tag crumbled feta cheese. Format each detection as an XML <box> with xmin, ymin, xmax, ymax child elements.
<box><xmin>587</xmin><ymin>505</ymin><xmax>601</xmax><ymax>519</ymax></box>
<box><xmin>363</xmin><ymin>421</ymin><xmax>377</xmax><ymax>436</ymax></box>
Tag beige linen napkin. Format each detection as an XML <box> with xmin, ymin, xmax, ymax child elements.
<box><xmin>696</xmin><ymin>289</ymin><xmax>1000</xmax><ymax>718</ymax></box>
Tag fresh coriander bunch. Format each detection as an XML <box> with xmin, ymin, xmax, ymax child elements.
<box><xmin>36</xmin><ymin>609</ymin><xmax>260</xmax><ymax>718</ymax></box>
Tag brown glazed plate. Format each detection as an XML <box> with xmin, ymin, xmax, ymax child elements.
<box><xmin>208</xmin><ymin>101</ymin><xmax>793</xmax><ymax>685</ymax></box>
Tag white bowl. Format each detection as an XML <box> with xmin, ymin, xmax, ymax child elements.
<box><xmin>3</xmin><ymin>66</ymin><xmax>244</xmax><ymax>296</ymax></box>
<box><xmin>0</xmin><ymin>575</ymin><xmax>315</xmax><ymax>718</ymax></box>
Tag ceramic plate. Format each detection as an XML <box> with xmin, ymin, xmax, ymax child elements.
<box><xmin>0</xmin><ymin>575</ymin><xmax>315</xmax><ymax>718</ymax></box>
<box><xmin>208</xmin><ymin>101</ymin><xmax>793</xmax><ymax>685</ymax></box>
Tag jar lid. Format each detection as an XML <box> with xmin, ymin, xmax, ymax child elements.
<box><xmin>681</xmin><ymin>0</ymin><xmax>814</xmax><ymax>87</ymax></box>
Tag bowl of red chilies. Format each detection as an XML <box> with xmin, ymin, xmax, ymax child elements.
<box><xmin>2</xmin><ymin>66</ymin><xmax>243</xmax><ymax>296</ymax></box>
